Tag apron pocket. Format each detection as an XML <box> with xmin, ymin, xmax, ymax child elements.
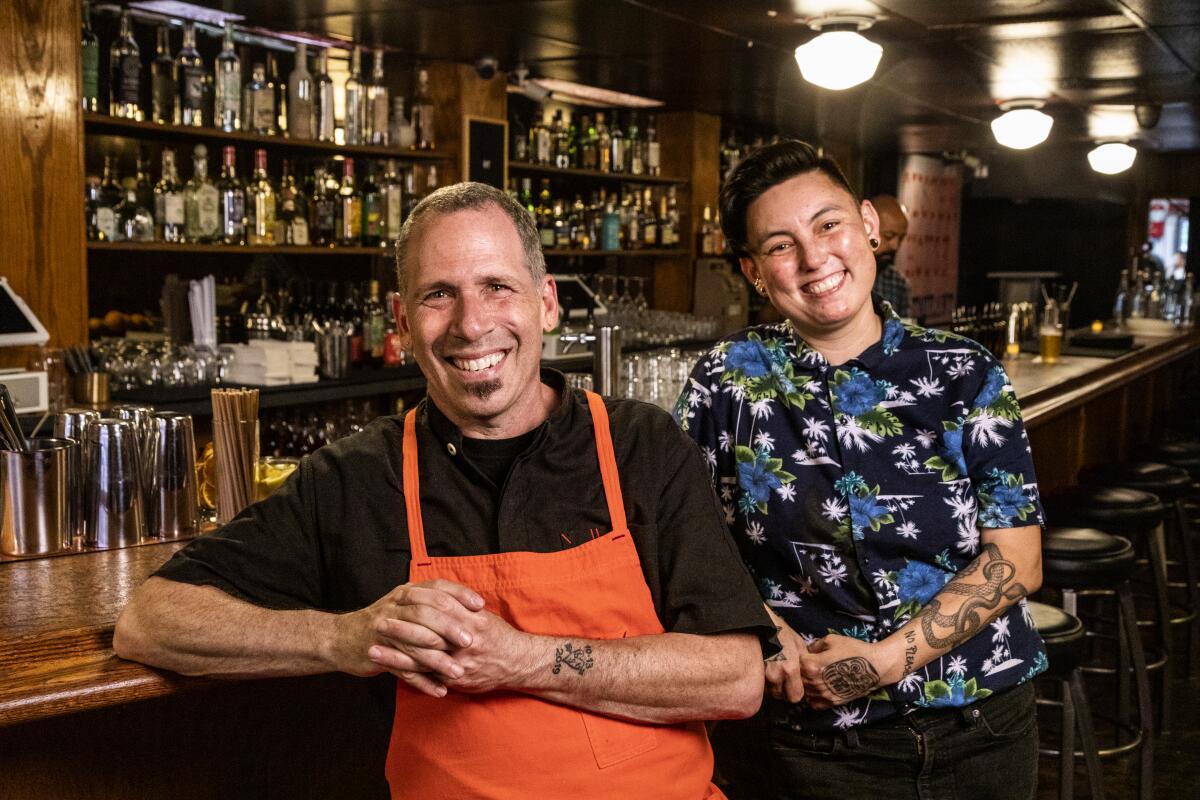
<box><xmin>582</xmin><ymin>712</ymin><xmax>659</xmax><ymax>769</ymax></box>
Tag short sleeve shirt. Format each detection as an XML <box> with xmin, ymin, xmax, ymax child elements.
<box><xmin>674</xmin><ymin>301</ymin><xmax>1047</xmax><ymax>732</ymax></box>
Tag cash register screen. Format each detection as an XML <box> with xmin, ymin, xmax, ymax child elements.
<box><xmin>0</xmin><ymin>279</ymin><xmax>49</xmax><ymax>346</ymax></box>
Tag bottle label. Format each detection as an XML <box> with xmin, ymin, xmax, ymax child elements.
<box><xmin>118</xmin><ymin>55</ymin><xmax>141</xmax><ymax>104</ymax></box>
<box><xmin>161</xmin><ymin>192</ymin><xmax>184</xmax><ymax>225</ymax></box>
<box><xmin>364</xmin><ymin>194</ymin><xmax>382</xmax><ymax>237</ymax></box>
<box><xmin>218</xmin><ymin>71</ymin><xmax>240</xmax><ymax>116</ymax></box>
<box><xmin>343</xmin><ymin>198</ymin><xmax>361</xmax><ymax>240</ymax></box>
<box><xmin>291</xmin><ymin>217</ymin><xmax>309</xmax><ymax>245</ymax></box>
<box><xmin>223</xmin><ymin>192</ymin><xmax>245</xmax><ymax>235</ymax></box>
<box><xmin>96</xmin><ymin>207</ymin><xmax>116</xmax><ymax>240</ymax></box>
<box><xmin>289</xmin><ymin>98</ymin><xmax>313</xmax><ymax>139</ymax></box>
<box><xmin>182</xmin><ymin>66</ymin><xmax>205</xmax><ymax>109</ymax></box>
<box><xmin>540</xmin><ymin>227</ymin><xmax>555</xmax><ymax>248</ymax></box>
<box><xmin>385</xmin><ymin>186</ymin><xmax>402</xmax><ymax>236</ymax></box>
<box><xmin>648</xmin><ymin>142</ymin><xmax>661</xmax><ymax>171</ymax></box>
<box><xmin>643</xmin><ymin>222</ymin><xmax>657</xmax><ymax>246</ymax></box>
<box><xmin>252</xmin><ymin>93</ymin><xmax>275</xmax><ymax>131</ymax></box>
<box><xmin>198</xmin><ymin>186</ymin><xmax>220</xmax><ymax>235</ymax></box>
<box><xmin>82</xmin><ymin>48</ymin><xmax>99</xmax><ymax>102</ymax></box>
<box><xmin>316</xmin><ymin>198</ymin><xmax>335</xmax><ymax>235</ymax></box>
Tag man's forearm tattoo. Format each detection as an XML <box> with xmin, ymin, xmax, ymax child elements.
<box><xmin>902</xmin><ymin>630</ymin><xmax>918</xmax><ymax>676</ymax></box>
<box><xmin>915</xmin><ymin>543</ymin><xmax>1028</xmax><ymax>651</ymax></box>
<box><xmin>822</xmin><ymin>656</ymin><xmax>879</xmax><ymax>699</ymax></box>
<box><xmin>552</xmin><ymin>642</ymin><xmax>594</xmax><ymax>676</ymax></box>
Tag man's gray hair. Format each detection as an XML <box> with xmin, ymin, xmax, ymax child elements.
<box><xmin>393</xmin><ymin>181</ymin><xmax>547</xmax><ymax>298</ymax></box>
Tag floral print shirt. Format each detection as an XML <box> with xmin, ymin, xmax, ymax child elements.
<box><xmin>674</xmin><ymin>300</ymin><xmax>1047</xmax><ymax>732</ymax></box>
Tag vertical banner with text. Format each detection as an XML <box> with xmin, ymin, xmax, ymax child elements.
<box><xmin>896</xmin><ymin>155</ymin><xmax>963</xmax><ymax>324</ymax></box>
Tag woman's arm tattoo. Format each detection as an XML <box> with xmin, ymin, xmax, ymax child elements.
<box><xmin>914</xmin><ymin>543</ymin><xmax>1028</xmax><ymax>651</ymax></box>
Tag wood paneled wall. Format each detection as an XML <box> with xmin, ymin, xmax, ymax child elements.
<box><xmin>0</xmin><ymin>0</ymin><xmax>88</xmax><ymax>366</ymax></box>
<box><xmin>655</xmin><ymin>111</ymin><xmax>720</xmax><ymax>312</ymax></box>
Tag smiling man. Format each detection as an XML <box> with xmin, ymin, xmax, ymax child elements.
<box><xmin>115</xmin><ymin>182</ymin><xmax>775</xmax><ymax>799</ymax></box>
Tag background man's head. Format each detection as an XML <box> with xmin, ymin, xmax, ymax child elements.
<box><xmin>869</xmin><ymin>195</ymin><xmax>909</xmax><ymax>268</ymax></box>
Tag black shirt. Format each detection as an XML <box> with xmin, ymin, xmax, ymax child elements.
<box><xmin>157</xmin><ymin>370</ymin><xmax>775</xmax><ymax>647</ymax></box>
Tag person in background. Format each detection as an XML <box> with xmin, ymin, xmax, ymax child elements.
<box><xmin>115</xmin><ymin>182</ymin><xmax>776</xmax><ymax>799</ymax></box>
<box><xmin>675</xmin><ymin>141</ymin><xmax>1046</xmax><ymax>800</ymax></box>
<box><xmin>870</xmin><ymin>194</ymin><xmax>911</xmax><ymax>317</ymax></box>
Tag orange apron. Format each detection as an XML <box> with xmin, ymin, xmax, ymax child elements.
<box><xmin>384</xmin><ymin>391</ymin><xmax>724</xmax><ymax>799</ymax></box>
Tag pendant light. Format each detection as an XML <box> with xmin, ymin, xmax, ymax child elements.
<box><xmin>794</xmin><ymin>16</ymin><xmax>883</xmax><ymax>91</ymax></box>
<box><xmin>990</xmin><ymin>100</ymin><xmax>1054</xmax><ymax>149</ymax></box>
<box><xmin>1087</xmin><ymin>142</ymin><xmax>1137</xmax><ymax>174</ymax></box>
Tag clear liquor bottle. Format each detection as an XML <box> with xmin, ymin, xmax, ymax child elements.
<box><xmin>536</xmin><ymin>180</ymin><xmax>555</xmax><ymax>248</ymax></box>
<box><xmin>412</xmin><ymin>68</ymin><xmax>435</xmax><ymax>150</ymax></box>
<box><xmin>336</xmin><ymin>158</ymin><xmax>362</xmax><ymax>246</ymax></box>
<box><xmin>86</xmin><ymin>177</ymin><xmax>116</xmax><ymax>241</ymax></box>
<box><xmin>627</xmin><ymin>112</ymin><xmax>644</xmax><ymax>175</ymax></box>
<box><xmin>344</xmin><ymin>47</ymin><xmax>366</xmax><ymax>145</ymax></box>
<box><xmin>401</xmin><ymin>168</ymin><xmax>420</xmax><ymax>219</ymax></box>
<box><xmin>243</xmin><ymin>63</ymin><xmax>275</xmax><ymax>136</ymax></box>
<box><xmin>151</xmin><ymin>25</ymin><xmax>176</xmax><ymax>124</ymax></box>
<box><xmin>114</xmin><ymin>180</ymin><xmax>154</xmax><ymax>242</ymax></box>
<box><xmin>595</xmin><ymin>112</ymin><xmax>611</xmax><ymax>173</ymax></box>
<box><xmin>366</xmin><ymin>49</ymin><xmax>389</xmax><ymax>145</ymax></box>
<box><xmin>154</xmin><ymin>148</ymin><xmax>185</xmax><ymax>242</ymax></box>
<box><xmin>307</xmin><ymin>165</ymin><xmax>337</xmax><ymax>246</ymax></box>
<box><xmin>184</xmin><ymin>144</ymin><xmax>220</xmax><ymax>243</ymax></box>
<box><xmin>579</xmin><ymin>115</ymin><xmax>597</xmax><ymax>170</ymax></box>
<box><xmin>361</xmin><ymin>163</ymin><xmax>383</xmax><ymax>247</ymax></box>
<box><xmin>390</xmin><ymin>97</ymin><xmax>417</xmax><ymax>149</ymax></box>
<box><xmin>531</xmin><ymin>108</ymin><xmax>551</xmax><ymax>165</ymax></box>
<box><xmin>287</xmin><ymin>43</ymin><xmax>314</xmax><ymax>140</ymax></box>
<box><xmin>109</xmin><ymin>11</ymin><xmax>142</xmax><ymax>120</ymax></box>
<box><xmin>268</xmin><ymin>54</ymin><xmax>286</xmax><ymax>136</ymax></box>
<box><xmin>553</xmin><ymin>110</ymin><xmax>570</xmax><ymax>168</ymax></box>
<box><xmin>381</xmin><ymin>159</ymin><xmax>403</xmax><ymax>241</ymax></box>
<box><xmin>609</xmin><ymin>111</ymin><xmax>626</xmax><ymax>174</ymax></box>
<box><xmin>364</xmin><ymin>280</ymin><xmax>386</xmax><ymax>364</ymax></box>
<box><xmin>247</xmin><ymin>148</ymin><xmax>276</xmax><ymax>245</ymax></box>
<box><xmin>214</xmin><ymin>21</ymin><xmax>241</xmax><ymax>132</ymax></box>
<box><xmin>176</xmin><ymin>22</ymin><xmax>205</xmax><ymax>127</ymax></box>
<box><xmin>81</xmin><ymin>2</ymin><xmax>100</xmax><ymax>112</ymax></box>
<box><xmin>646</xmin><ymin>114</ymin><xmax>661</xmax><ymax>176</ymax></box>
<box><xmin>641</xmin><ymin>188</ymin><xmax>657</xmax><ymax>247</ymax></box>
<box><xmin>275</xmin><ymin>160</ymin><xmax>309</xmax><ymax>245</ymax></box>
<box><xmin>217</xmin><ymin>145</ymin><xmax>246</xmax><ymax>245</ymax></box>
<box><xmin>314</xmin><ymin>50</ymin><xmax>335</xmax><ymax>142</ymax></box>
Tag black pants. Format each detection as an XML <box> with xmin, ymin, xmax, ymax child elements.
<box><xmin>712</xmin><ymin>682</ymin><xmax>1038</xmax><ymax>800</ymax></box>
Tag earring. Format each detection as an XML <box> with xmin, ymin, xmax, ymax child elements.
<box><xmin>753</xmin><ymin>278</ymin><xmax>767</xmax><ymax>296</ymax></box>
<box><xmin>869</xmin><ymin>237</ymin><xmax>880</xmax><ymax>250</ymax></box>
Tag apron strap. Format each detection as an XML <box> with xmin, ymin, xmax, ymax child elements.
<box><xmin>402</xmin><ymin>409</ymin><xmax>431</xmax><ymax>565</ymax></box>
<box><xmin>584</xmin><ymin>391</ymin><xmax>629</xmax><ymax>535</ymax></box>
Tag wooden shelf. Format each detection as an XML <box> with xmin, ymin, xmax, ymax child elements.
<box><xmin>543</xmin><ymin>248</ymin><xmax>688</xmax><ymax>258</ymax></box>
<box><xmin>84</xmin><ymin>113</ymin><xmax>448</xmax><ymax>162</ymax></box>
<box><xmin>87</xmin><ymin>241</ymin><xmax>390</xmax><ymax>256</ymax></box>
<box><xmin>510</xmin><ymin>161</ymin><xmax>686</xmax><ymax>185</ymax></box>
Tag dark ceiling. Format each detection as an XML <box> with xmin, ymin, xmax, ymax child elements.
<box><xmin>218</xmin><ymin>0</ymin><xmax>1200</xmax><ymax>157</ymax></box>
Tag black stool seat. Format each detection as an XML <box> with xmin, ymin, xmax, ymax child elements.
<box><xmin>1030</xmin><ymin>601</ymin><xmax>1086</xmax><ymax>676</ymax></box>
<box><xmin>1153</xmin><ymin>441</ymin><xmax>1200</xmax><ymax>479</ymax></box>
<box><xmin>1043</xmin><ymin>527</ymin><xmax>1136</xmax><ymax>589</ymax></box>
<box><xmin>1085</xmin><ymin>462</ymin><xmax>1193</xmax><ymax>502</ymax></box>
<box><xmin>1062</xmin><ymin>486</ymin><xmax>1166</xmax><ymax>535</ymax></box>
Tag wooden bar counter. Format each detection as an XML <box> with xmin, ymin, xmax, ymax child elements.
<box><xmin>0</xmin><ymin>328</ymin><xmax>1196</xmax><ymax>797</ymax></box>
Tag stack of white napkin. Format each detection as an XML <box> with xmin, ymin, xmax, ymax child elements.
<box><xmin>225</xmin><ymin>341</ymin><xmax>320</xmax><ymax>386</ymax></box>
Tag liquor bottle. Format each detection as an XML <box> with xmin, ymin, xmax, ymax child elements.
<box><xmin>566</xmin><ymin>112</ymin><xmax>579</xmax><ymax>168</ymax></box>
<box><xmin>625</xmin><ymin>191</ymin><xmax>641</xmax><ymax>249</ymax></box>
<box><xmin>425</xmin><ymin>164</ymin><xmax>439</xmax><ymax>195</ymax></box>
<box><xmin>86</xmin><ymin>177</ymin><xmax>116</xmax><ymax>241</ymax></box>
<box><xmin>412</xmin><ymin>68</ymin><xmax>435</xmax><ymax>150</ymax></box>
<box><xmin>401</xmin><ymin>168</ymin><xmax>421</xmax><ymax>219</ymax></box>
<box><xmin>553</xmin><ymin>110</ymin><xmax>570</xmax><ymax>169</ymax></box>
<box><xmin>214</xmin><ymin>21</ymin><xmax>241</xmax><ymax>132</ymax></box>
<box><xmin>596</xmin><ymin>113</ymin><xmax>612</xmax><ymax>173</ymax></box>
<box><xmin>176</xmin><ymin>23</ymin><xmax>206</xmax><ymax>127</ymax></box>
<box><xmin>698</xmin><ymin>204</ymin><xmax>715</xmax><ymax>255</ymax></box>
<box><xmin>81</xmin><ymin>2</ymin><xmax>100</xmax><ymax>112</ymax></box>
<box><xmin>109</xmin><ymin>11</ymin><xmax>142</xmax><ymax>120</ymax></box>
<box><xmin>510</xmin><ymin>111</ymin><xmax>528</xmax><ymax>162</ymax></box>
<box><xmin>337</xmin><ymin>158</ymin><xmax>362</xmax><ymax>246</ymax></box>
<box><xmin>569</xmin><ymin>195</ymin><xmax>587</xmax><ymax>249</ymax></box>
<box><xmin>601</xmin><ymin>199</ymin><xmax>621</xmax><ymax>251</ymax></box>
<box><xmin>100</xmin><ymin>155</ymin><xmax>122</xmax><ymax>209</ymax></box>
<box><xmin>379</xmin><ymin>159</ymin><xmax>404</xmax><ymax>240</ymax></box>
<box><xmin>217</xmin><ymin>145</ymin><xmax>246</xmax><ymax>245</ymax></box>
<box><xmin>308</xmin><ymin>165</ymin><xmax>337</xmax><ymax>246</ymax></box>
<box><xmin>344</xmin><ymin>47</ymin><xmax>366</xmax><ymax>145</ymax></box>
<box><xmin>344</xmin><ymin>283</ymin><xmax>365</xmax><ymax>365</ymax></box>
<box><xmin>287</xmin><ymin>43</ymin><xmax>314</xmax><ymax>140</ymax></box>
<box><xmin>184</xmin><ymin>144</ymin><xmax>220</xmax><ymax>243</ymax></box>
<box><xmin>658</xmin><ymin>191</ymin><xmax>673</xmax><ymax>246</ymax></box>
<box><xmin>390</xmin><ymin>97</ymin><xmax>417</xmax><ymax>150</ymax></box>
<box><xmin>114</xmin><ymin>179</ymin><xmax>154</xmax><ymax>242</ymax></box>
<box><xmin>151</xmin><ymin>25</ymin><xmax>176</xmax><ymax>124</ymax></box>
<box><xmin>275</xmin><ymin>159</ymin><xmax>309</xmax><ymax>245</ymax></box>
<box><xmin>134</xmin><ymin>153</ymin><xmax>155</xmax><ymax>212</ymax></box>
<box><xmin>268</xmin><ymin>54</ymin><xmax>286</xmax><ymax>136</ymax></box>
<box><xmin>247</xmin><ymin>148</ymin><xmax>276</xmax><ymax>245</ymax></box>
<box><xmin>646</xmin><ymin>114</ymin><xmax>661</xmax><ymax>176</ymax></box>
<box><xmin>243</xmin><ymin>63</ymin><xmax>275</xmax><ymax>135</ymax></box>
<box><xmin>579</xmin><ymin>115</ymin><xmax>597</xmax><ymax>170</ymax></box>
<box><xmin>154</xmin><ymin>148</ymin><xmax>184</xmax><ymax>243</ymax></box>
<box><xmin>1112</xmin><ymin>269</ymin><xmax>1130</xmax><ymax>325</ymax></box>
<box><xmin>641</xmin><ymin>188</ymin><xmax>657</xmax><ymax>248</ymax></box>
<box><xmin>367</xmin><ymin>49</ymin><xmax>389</xmax><ymax>145</ymax></box>
<box><xmin>364</xmin><ymin>280</ymin><xmax>387</xmax><ymax>364</ymax></box>
<box><xmin>627</xmin><ymin>112</ymin><xmax>644</xmax><ymax>176</ymax></box>
<box><xmin>518</xmin><ymin>178</ymin><xmax>534</xmax><ymax>213</ymax></box>
<box><xmin>529</xmin><ymin>108</ymin><xmax>551</xmax><ymax>165</ymax></box>
<box><xmin>314</xmin><ymin>50</ymin><xmax>336</xmax><ymax>142</ymax></box>
<box><xmin>361</xmin><ymin>162</ymin><xmax>383</xmax><ymax>246</ymax></box>
<box><xmin>609</xmin><ymin>111</ymin><xmax>626</xmax><ymax>174</ymax></box>
<box><xmin>536</xmin><ymin>179</ymin><xmax>555</xmax><ymax>248</ymax></box>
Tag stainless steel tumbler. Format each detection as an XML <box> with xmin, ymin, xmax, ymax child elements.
<box><xmin>146</xmin><ymin>411</ymin><xmax>199</xmax><ymax>539</ymax></box>
<box><xmin>84</xmin><ymin>418</ymin><xmax>146</xmax><ymax>549</ymax></box>
<box><xmin>0</xmin><ymin>438</ymin><xmax>73</xmax><ymax>557</ymax></box>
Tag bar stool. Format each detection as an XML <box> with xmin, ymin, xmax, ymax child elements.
<box><xmin>1039</xmin><ymin>526</ymin><xmax>1151</xmax><ymax>800</ymax></box>
<box><xmin>1053</xmin><ymin>487</ymin><xmax>1173</xmax><ymax>734</ymax></box>
<box><xmin>1153</xmin><ymin>441</ymin><xmax>1200</xmax><ymax>481</ymax></box>
<box><xmin>1029</xmin><ymin>600</ymin><xmax>1106</xmax><ymax>800</ymax></box>
<box><xmin>1089</xmin><ymin>462</ymin><xmax>1199</xmax><ymax>678</ymax></box>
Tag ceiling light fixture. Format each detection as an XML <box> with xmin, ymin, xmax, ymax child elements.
<box><xmin>990</xmin><ymin>100</ymin><xmax>1054</xmax><ymax>149</ymax></box>
<box><xmin>1088</xmin><ymin>142</ymin><xmax>1137</xmax><ymax>175</ymax></box>
<box><xmin>794</xmin><ymin>16</ymin><xmax>882</xmax><ymax>91</ymax></box>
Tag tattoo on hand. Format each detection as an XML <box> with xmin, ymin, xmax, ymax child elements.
<box><xmin>916</xmin><ymin>543</ymin><xmax>1028</xmax><ymax>651</ymax></box>
<box><xmin>822</xmin><ymin>656</ymin><xmax>879</xmax><ymax>700</ymax></box>
<box><xmin>552</xmin><ymin>642</ymin><xmax>594</xmax><ymax>676</ymax></box>
<box><xmin>902</xmin><ymin>630</ymin><xmax>918</xmax><ymax>676</ymax></box>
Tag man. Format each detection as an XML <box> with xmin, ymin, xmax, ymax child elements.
<box><xmin>676</xmin><ymin>141</ymin><xmax>1045</xmax><ymax>799</ymax></box>
<box><xmin>870</xmin><ymin>194</ymin><xmax>912</xmax><ymax>316</ymax></box>
<box><xmin>115</xmin><ymin>182</ymin><xmax>774</xmax><ymax>799</ymax></box>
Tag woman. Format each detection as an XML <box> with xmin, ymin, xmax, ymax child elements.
<box><xmin>674</xmin><ymin>140</ymin><xmax>1046</xmax><ymax>800</ymax></box>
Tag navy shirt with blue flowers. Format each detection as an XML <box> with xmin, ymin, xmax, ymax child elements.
<box><xmin>674</xmin><ymin>299</ymin><xmax>1047</xmax><ymax>732</ymax></box>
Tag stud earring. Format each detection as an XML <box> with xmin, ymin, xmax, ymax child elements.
<box><xmin>869</xmin><ymin>237</ymin><xmax>880</xmax><ymax>250</ymax></box>
<box><xmin>753</xmin><ymin>278</ymin><xmax>767</xmax><ymax>296</ymax></box>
